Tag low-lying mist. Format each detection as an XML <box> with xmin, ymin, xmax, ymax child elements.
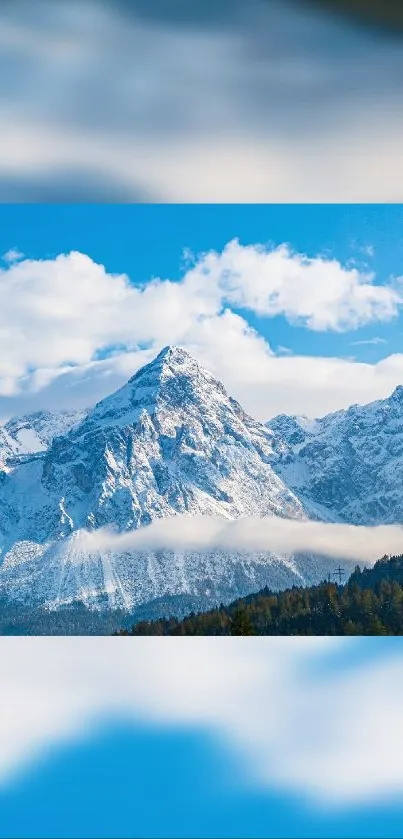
<box><xmin>74</xmin><ymin>514</ymin><xmax>403</xmax><ymax>566</ymax></box>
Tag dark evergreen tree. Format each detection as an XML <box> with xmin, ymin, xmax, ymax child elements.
<box><xmin>230</xmin><ymin>606</ymin><xmax>255</xmax><ymax>636</ymax></box>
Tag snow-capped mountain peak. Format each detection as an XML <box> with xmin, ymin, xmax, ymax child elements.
<box><xmin>0</xmin><ymin>408</ymin><xmax>86</xmax><ymax>464</ymax></box>
<box><xmin>0</xmin><ymin>347</ymin><xmax>310</xmax><ymax>614</ymax></box>
<box><xmin>42</xmin><ymin>344</ymin><xmax>305</xmax><ymax>530</ymax></box>
<box><xmin>268</xmin><ymin>384</ymin><xmax>403</xmax><ymax>525</ymax></box>
<box><xmin>390</xmin><ymin>384</ymin><xmax>403</xmax><ymax>403</ymax></box>
<box><xmin>3</xmin><ymin>347</ymin><xmax>401</xmax><ymax>619</ymax></box>
<box><xmin>91</xmin><ymin>344</ymin><xmax>228</xmax><ymax>428</ymax></box>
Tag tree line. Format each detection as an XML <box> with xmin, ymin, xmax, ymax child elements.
<box><xmin>117</xmin><ymin>554</ymin><xmax>403</xmax><ymax>635</ymax></box>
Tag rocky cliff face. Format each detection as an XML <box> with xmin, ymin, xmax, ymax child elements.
<box><xmin>268</xmin><ymin>386</ymin><xmax>403</xmax><ymax>525</ymax></box>
<box><xmin>0</xmin><ymin>409</ymin><xmax>85</xmax><ymax>466</ymax></box>
<box><xmin>0</xmin><ymin>347</ymin><xmax>313</xmax><ymax>612</ymax></box>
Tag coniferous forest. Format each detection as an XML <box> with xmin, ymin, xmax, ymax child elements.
<box><xmin>118</xmin><ymin>554</ymin><xmax>403</xmax><ymax>636</ymax></box>
<box><xmin>3</xmin><ymin>554</ymin><xmax>403</xmax><ymax>636</ymax></box>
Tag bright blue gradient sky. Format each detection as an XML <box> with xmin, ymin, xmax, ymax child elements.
<box><xmin>0</xmin><ymin>204</ymin><xmax>402</xmax><ymax>421</ymax></box>
<box><xmin>1</xmin><ymin>638</ymin><xmax>403</xmax><ymax>838</ymax></box>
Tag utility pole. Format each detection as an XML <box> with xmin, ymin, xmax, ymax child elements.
<box><xmin>334</xmin><ymin>566</ymin><xmax>345</xmax><ymax>585</ymax></box>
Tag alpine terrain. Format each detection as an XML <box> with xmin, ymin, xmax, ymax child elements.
<box><xmin>269</xmin><ymin>386</ymin><xmax>403</xmax><ymax>525</ymax></box>
<box><xmin>0</xmin><ymin>345</ymin><xmax>401</xmax><ymax>629</ymax></box>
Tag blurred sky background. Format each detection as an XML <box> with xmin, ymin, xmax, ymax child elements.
<box><xmin>0</xmin><ymin>0</ymin><xmax>403</xmax><ymax>201</ymax></box>
<box><xmin>2</xmin><ymin>638</ymin><xmax>403</xmax><ymax>838</ymax></box>
<box><xmin>1</xmin><ymin>3</ymin><xmax>403</xmax><ymax>837</ymax></box>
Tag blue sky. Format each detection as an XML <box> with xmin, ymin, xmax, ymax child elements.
<box><xmin>1</xmin><ymin>203</ymin><xmax>402</xmax><ymax>290</ymax></box>
<box><xmin>1</xmin><ymin>203</ymin><xmax>402</xmax><ymax>356</ymax></box>
<box><xmin>1</xmin><ymin>637</ymin><xmax>403</xmax><ymax>838</ymax></box>
<box><xmin>0</xmin><ymin>204</ymin><xmax>403</xmax><ymax>422</ymax></box>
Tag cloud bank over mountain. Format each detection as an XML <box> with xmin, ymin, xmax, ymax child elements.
<box><xmin>0</xmin><ymin>244</ymin><xmax>402</xmax><ymax>421</ymax></box>
<box><xmin>77</xmin><ymin>515</ymin><xmax>403</xmax><ymax>566</ymax></box>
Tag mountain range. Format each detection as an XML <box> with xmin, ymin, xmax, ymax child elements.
<box><xmin>0</xmin><ymin>345</ymin><xmax>401</xmax><ymax>625</ymax></box>
<box><xmin>269</xmin><ymin>386</ymin><xmax>403</xmax><ymax>525</ymax></box>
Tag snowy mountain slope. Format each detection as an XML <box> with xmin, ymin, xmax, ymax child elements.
<box><xmin>0</xmin><ymin>346</ymin><xmax>321</xmax><ymax>613</ymax></box>
<box><xmin>268</xmin><ymin>386</ymin><xmax>403</xmax><ymax>525</ymax></box>
<box><xmin>0</xmin><ymin>409</ymin><xmax>86</xmax><ymax>466</ymax></box>
<box><xmin>3</xmin><ymin>345</ymin><xmax>400</xmax><ymax>617</ymax></box>
<box><xmin>0</xmin><ymin>534</ymin><xmax>353</xmax><ymax>614</ymax></box>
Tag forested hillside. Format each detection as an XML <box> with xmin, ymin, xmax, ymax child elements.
<box><xmin>119</xmin><ymin>554</ymin><xmax>403</xmax><ymax>636</ymax></box>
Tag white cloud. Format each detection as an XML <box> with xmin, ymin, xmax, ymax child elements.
<box><xmin>0</xmin><ymin>249</ymin><xmax>220</xmax><ymax>395</ymax></box>
<box><xmin>351</xmin><ymin>337</ymin><xmax>387</xmax><ymax>346</ymax></box>
<box><xmin>75</xmin><ymin>514</ymin><xmax>403</xmax><ymax>568</ymax></box>
<box><xmin>187</xmin><ymin>239</ymin><xmax>400</xmax><ymax>331</ymax></box>
<box><xmin>0</xmin><ymin>245</ymin><xmax>402</xmax><ymax>422</ymax></box>
<box><xmin>1</xmin><ymin>637</ymin><xmax>403</xmax><ymax>808</ymax></box>
<box><xmin>1</xmin><ymin>248</ymin><xmax>24</xmax><ymax>264</ymax></box>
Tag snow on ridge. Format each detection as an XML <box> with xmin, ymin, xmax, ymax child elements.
<box><xmin>0</xmin><ymin>346</ymin><xmax>310</xmax><ymax>614</ymax></box>
<box><xmin>0</xmin><ymin>409</ymin><xmax>87</xmax><ymax>459</ymax></box>
<box><xmin>268</xmin><ymin>384</ymin><xmax>403</xmax><ymax>527</ymax></box>
<box><xmin>0</xmin><ymin>346</ymin><xmax>402</xmax><ymax>616</ymax></box>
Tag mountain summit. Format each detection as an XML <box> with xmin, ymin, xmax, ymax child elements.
<box><xmin>90</xmin><ymin>345</ymin><xmax>231</xmax><ymax>428</ymax></box>
<box><xmin>39</xmin><ymin>344</ymin><xmax>305</xmax><ymax>533</ymax></box>
<box><xmin>2</xmin><ymin>347</ymin><xmax>403</xmax><ymax>620</ymax></box>
<box><xmin>0</xmin><ymin>346</ymin><xmax>311</xmax><ymax>613</ymax></box>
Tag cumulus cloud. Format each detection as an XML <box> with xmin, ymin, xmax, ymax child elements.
<box><xmin>0</xmin><ymin>249</ymin><xmax>219</xmax><ymax>394</ymax></box>
<box><xmin>0</xmin><ymin>244</ymin><xmax>401</xmax><ymax>421</ymax></box>
<box><xmin>186</xmin><ymin>239</ymin><xmax>400</xmax><ymax>331</ymax></box>
<box><xmin>74</xmin><ymin>515</ymin><xmax>403</xmax><ymax>567</ymax></box>
<box><xmin>0</xmin><ymin>241</ymin><xmax>403</xmax><ymax>421</ymax></box>
<box><xmin>1</xmin><ymin>637</ymin><xmax>403</xmax><ymax>807</ymax></box>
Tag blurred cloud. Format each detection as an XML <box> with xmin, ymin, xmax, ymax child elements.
<box><xmin>1</xmin><ymin>637</ymin><xmax>403</xmax><ymax>807</ymax></box>
<box><xmin>308</xmin><ymin>0</ymin><xmax>403</xmax><ymax>32</ymax></box>
<box><xmin>0</xmin><ymin>0</ymin><xmax>402</xmax><ymax>200</ymax></box>
<box><xmin>0</xmin><ymin>168</ymin><xmax>147</xmax><ymax>203</ymax></box>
